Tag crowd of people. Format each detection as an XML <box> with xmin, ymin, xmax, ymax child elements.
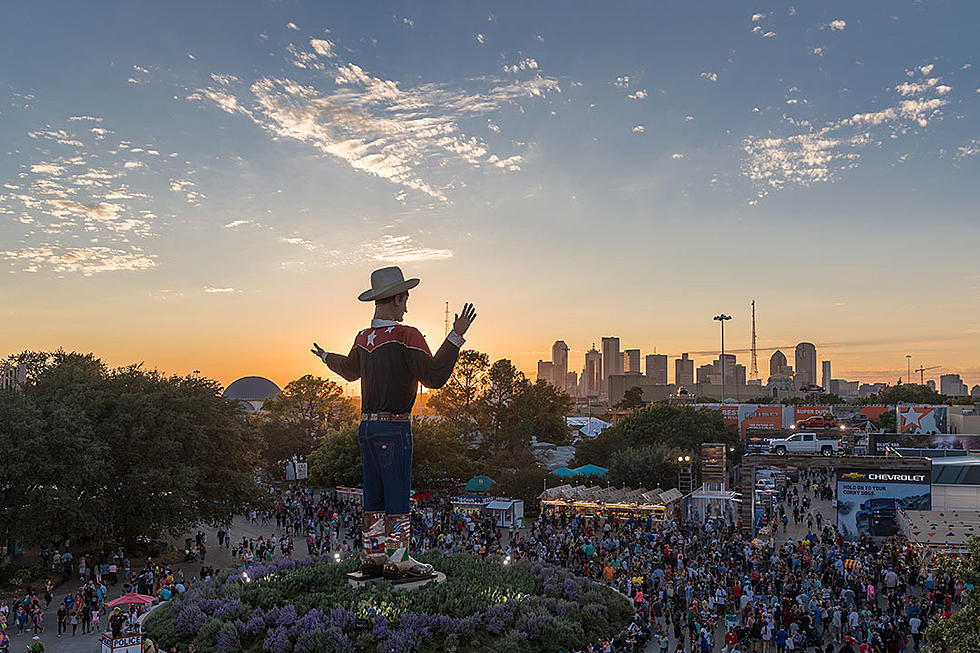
<box><xmin>4</xmin><ymin>470</ymin><xmax>968</xmax><ymax>653</ymax></box>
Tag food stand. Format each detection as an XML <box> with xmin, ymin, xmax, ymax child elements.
<box><xmin>538</xmin><ymin>484</ymin><xmax>682</xmax><ymax>521</ymax></box>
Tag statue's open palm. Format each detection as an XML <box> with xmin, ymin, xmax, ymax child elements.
<box><xmin>453</xmin><ymin>303</ymin><xmax>477</xmax><ymax>336</ymax></box>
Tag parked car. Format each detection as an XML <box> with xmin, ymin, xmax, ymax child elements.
<box><xmin>769</xmin><ymin>432</ymin><xmax>843</xmax><ymax>456</ymax></box>
<box><xmin>792</xmin><ymin>415</ymin><xmax>838</xmax><ymax>430</ymax></box>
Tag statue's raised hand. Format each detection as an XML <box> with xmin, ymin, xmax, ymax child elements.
<box><xmin>453</xmin><ymin>303</ymin><xmax>477</xmax><ymax>337</ymax></box>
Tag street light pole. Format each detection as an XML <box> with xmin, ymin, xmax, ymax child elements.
<box><xmin>713</xmin><ymin>314</ymin><xmax>732</xmax><ymax>402</ymax></box>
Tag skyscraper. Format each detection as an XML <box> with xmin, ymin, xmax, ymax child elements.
<box><xmin>675</xmin><ymin>353</ymin><xmax>694</xmax><ymax>386</ymax></box>
<box><xmin>601</xmin><ymin>337</ymin><xmax>622</xmax><ymax>392</ymax></box>
<box><xmin>769</xmin><ymin>350</ymin><xmax>792</xmax><ymax>377</ymax></box>
<box><xmin>646</xmin><ymin>354</ymin><xmax>668</xmax><ymax>384</ymax></box>
<box><xmin>794</xmin><ymin>342</ymin><xmax>817</xmax><ymax>388</ymax></box>
<box><xmin>940</xmin><ymin>374</ymin><xmax>968</xmax><ymax>397</ymax></box>
<box><xmin>584</xmin><ymin>345</ymin><xmax>602</xmax><ymax>397</ymax></box>
<box><xmin>565</xmin><ymin>371</ymin><xmax>578</xmax><ymax>395</ymax></box>
<box><xmin>536</xmin><ymin>360</ymin><xmax>554</xmax><ymax>386</ymax></box>
<box><xmin>624</xmin><ymin>349</ymin><xmax>641</xmax><ymax>375</ymax></box>
<box><xmin>821</xmin><ymin>360</ymin><xmax>831</xmax><ymax>392</ymax></box>
<box><xmin>552</xmin><ymin>340</ymin><xmax>569</xmax><ymax>391</ymax></box>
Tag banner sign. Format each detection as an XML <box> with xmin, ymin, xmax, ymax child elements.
<box><xmin>870</xmin><ymin>433</ymin><xmax>980</xmax><ymax>454</ymax></box>
<box><xmin>897</xmin><ymin>405</ymin><xmax>948</xmax><ymax>434</ymax></box>
<box><xmin>836</xmin><ymin>469</ymin><xmax>930</xmax><ymax>539</ymax></box>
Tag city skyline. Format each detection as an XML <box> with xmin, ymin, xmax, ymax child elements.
<box><xmin>2</xmin><ymin>2</ymin><xmax>978</xmax><ymax>391</ymax></box>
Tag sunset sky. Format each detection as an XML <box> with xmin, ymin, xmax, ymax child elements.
<box><xmin>2</xmin><ymin>1</ymin><xmax>978</xmax><ymax>393</ymax></box>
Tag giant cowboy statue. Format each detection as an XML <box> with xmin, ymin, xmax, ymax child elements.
<box><xmin>311</xmin><ymin>266</ymin><xmax>476</xmax><ymax>581</ymax></box>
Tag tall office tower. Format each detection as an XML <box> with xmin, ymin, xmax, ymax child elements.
<box><xmin>584</xmin><ymin>345</ymin><xmax>602</xmax><ymax>397</ymax></box>
<box><xmin>821</xmin><ymin>361</ymin><xmax>831</xmax><ymax>391</ymax></box>
<box><xmin>536</xmin><ymin>360</ymin><xmax>554</xmax><ymax>386</ymax></box>
<box><xmin>552</xmin><ymin>341</ymin><xmax>569</xmax><ymax>390</ymax></box>
<box><xmin>794</xmin><ymin>342</ymin><xmax>817</xmax><ymax>387</ymax></box>
<box><xmin>646</xmin><ymin>354</ymin><xmax>668</xmax><ymax>384</ymax></box>
<box><xmin>940</xmin><ymin>373</ymin><xmax>968</xmax><ymax>397</ymax></box>
<box><xmin>624</xmin><ymin>349</ymin><xmax>641</xmax><ymax>375</ymax></box>
<box><xmin>601</xmin><ymin>337</ymin><xmax>622</xmax><ymax>390</ymax></box>
<box><xmin>675</xmin><ymin>353</ymin><xmax>694</xmax><ymax>386</ymax></box>
<box><xmin>769</xmin><ymin>350</ymin><xmax>793</xmax><ymax>377</ymax></box>
<box><xmin>565</xmin><ymin>371</ymin><xmax>578</xmax><ymax>396</ymax></box>
<box><xmin>927</xmin><ymin>380</ymin><xmax>937</xmax><ymax>392</ymax></box>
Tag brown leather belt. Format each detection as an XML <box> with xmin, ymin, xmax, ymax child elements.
<box><xmin>361</xmin><ymin>412</ymin><xmax>412</xmax><ymax>422</ymax></box>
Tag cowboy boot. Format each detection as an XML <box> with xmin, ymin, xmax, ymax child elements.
<box><xmin>383</xmin><ymin>513</ymin><xmax>434</xmax><ymax>580</ymax></box>
<box><xmin>359</xmin><ymin>511</ymin><xmax>386</xmax><ymax>577</ymax></box>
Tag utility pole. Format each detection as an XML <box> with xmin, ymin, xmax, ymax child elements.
<box><xmin>713</xmin><ymin>314</ymin><xmax>732</xmax><ymax>402</ymax></box>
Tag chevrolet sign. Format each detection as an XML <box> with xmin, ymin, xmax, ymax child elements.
<box><xmin>868</xmin><ymin>473</ymin><xmax>926</xmax><ymax>482</ymax></box>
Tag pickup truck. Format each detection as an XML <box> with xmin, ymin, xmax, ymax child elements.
<box><xmin>793</xmin><ymin>415</ymin><xmax>838</xmax><ymax>430</ymax></box>
<box><xmin>769</xmin><ymin>432</ymin><xmax>842</xmax><ymax>456</ymax></box>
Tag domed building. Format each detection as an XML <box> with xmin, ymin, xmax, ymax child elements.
<box><xmin>223</xmin><ymin>376</ymin><xmax>281</xmax><ymax>413</ymax></box>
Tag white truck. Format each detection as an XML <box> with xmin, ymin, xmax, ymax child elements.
<box><xmin>769</xmin><ymin>432</ymin><xmax>843</xmax><ymax>456</ymax></box>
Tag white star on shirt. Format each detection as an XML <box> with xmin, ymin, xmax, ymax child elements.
<box><xmin>385</xmin><ymin>326</ymin><xmax>395</xmax><ymax>333</ymax></box>
<box><xmin>366</xmin><ymin>331</ymin><xmax>377</xmax><ymax>347</ymax></box>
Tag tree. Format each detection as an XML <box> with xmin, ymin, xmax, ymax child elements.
<box><xmin>607</xmin><ymin>446</ymin><xmax>690</xmax><ymax>490</ymax></box>
<box><xmin>307</xmin><ymin>424</ymin><xmax>362</xmax><ymax>488</ymax></box>
<box><xmin>615</xmin><ymin>386</ymin><xmax>645</xmax><ymax>410</ymax></box>
<box><xmin>411</xmin><ymin>418</ymin><xmax>475</xmax><ymax>485</ymax></box>
<box><xmin>259</xmin><ymin>375</ymin><xmax>358</xmax><ymax>467</ymax></box>
<box><xmin>427</xmin><ymin>349</ymin><xmax>490</xmax><ymax>431</ymax></box>
<box><xmin>875</xmin><ymin>409</ymin><xmax>896</xmax><ymax>432</ymax></box>
<box><xmin>0</xmin><ymin>350</ymin><xmax>265</xmax><ymax>549</ymax></box>
<box><xmin>573</xmin><ymin>404</ymin><xmax>736</xmax><ymax>468</ymax></box>
<box><xmin>508</xmin><ymin>380</ymin><xmax>574</xmax><ymax>445</ymax></box>
<box><xmin>925</xmin><ymin>535</ymin><xmax>980</xmax><ymax>652</ymax></box>
<box><xmin>860</xmin><ymin>384</ymin><xmax>944</xmax><ymax>406</ymax></box>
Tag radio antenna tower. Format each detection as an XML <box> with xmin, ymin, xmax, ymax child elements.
<box><xmin>750</xmin><ymin>300</ymin><xmax>759</xmax><ymax>381</ymax></box>
<box><xmin>444</xmin><ymin>301</ymin><xmax>450</xmax><ymax>338</ymax></box>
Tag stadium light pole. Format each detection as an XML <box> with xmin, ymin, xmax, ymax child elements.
<box><xmin>713</xmin><ymin>314</ymin><xmax>732</xmax><ymax>402</ymax></box>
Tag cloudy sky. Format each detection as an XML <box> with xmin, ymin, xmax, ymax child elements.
<box><xmin>2</xmin><ymin>1</ymin><xmax>978</xmax><ymax>391</ymax></box>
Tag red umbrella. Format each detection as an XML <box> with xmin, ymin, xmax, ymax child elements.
<box><xmin>106</xmin><ymin>593</ymin><xmax>157</xmax><ymax>607</ymax></box>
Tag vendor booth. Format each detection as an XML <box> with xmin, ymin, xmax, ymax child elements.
<box><xmin>538</xmin><ymin>484</ymin><xmax>682</xmax><ymax>521</ymax></box>
<box><xmin>485</xmin><ymin>499</ymin><xmax>525</xmax><ymax>528</ymax></box>
<box><xmin>897</xmin><ymin>507</ymin><xmax>980</xmax><ymax>572</ymax></box>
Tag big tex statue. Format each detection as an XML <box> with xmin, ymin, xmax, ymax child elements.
<box><xmin>312</xmin><ymin>266</ymin><xmax>476</xmax><ymax>580</ymax></box>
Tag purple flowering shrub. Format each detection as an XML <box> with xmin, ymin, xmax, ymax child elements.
<box><xmin>143</xmin><ymin>551</ymin><xmax>631</xmax><ymax>652</ymax></box>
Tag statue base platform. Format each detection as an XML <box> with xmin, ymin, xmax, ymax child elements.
<box><xmin>347</xmin><ymin>570</ymin><xmax>446</xmax><ymax>591</ymax></box>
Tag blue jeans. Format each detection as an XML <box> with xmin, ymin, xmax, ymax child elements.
<box><xmin>359</xmin><ymin>420</ymin><xmax>413</xmax><ymax>515</ymax></box>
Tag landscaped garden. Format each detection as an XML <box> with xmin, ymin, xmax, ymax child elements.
<box><xmin>143</xmin><ymin>552</ymin><xmax>633</xmax><ymax>652</ymax></box>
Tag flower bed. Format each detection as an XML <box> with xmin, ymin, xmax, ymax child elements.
<box><xmin>143</xmin><ymin>552</ymin><xmax>632</xmax><ymax>653</ymax></box>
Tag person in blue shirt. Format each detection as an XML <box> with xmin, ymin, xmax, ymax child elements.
<box><xmin>774</xmin><ymin>626</ymin><xmax>789</xmax><ymax>653</ymax></box>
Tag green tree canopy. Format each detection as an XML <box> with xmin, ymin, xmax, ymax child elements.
<box><xmin>859</xmin><ymin>384</ymin><xmax>945</xmax><ymax>405</ymax></box>
<box><xmin>258</xmin><ymin>375</ymin><xmax>358</xmax><ymax>468</ymax></box>
<box><xmin>615</xmin><ymin>386</ymin><xmax>645</xmax><ymax>410</ymax></box>
<box><xmin>607</xmin><ymin>445</ymin><xmax>692</xmax><ymax>490</ymax></box>
<box><xmin>306</xmin><ymin>424</ymin><xmax>362</xmax><ymax>488</ymax></box>
<box><xmin>0</xmin><ymin>350</ymin><xmax>265</xmax><ymax>549</ymax></box>
<box><xmin>573</xmin><ymin>403</ymin><xmax>737</xmax><ymax>469</ymax></box>
<box><xmin>926</xmin><ymin>535</ymin><xmax>980</xmax><ymax>652</ymax></box>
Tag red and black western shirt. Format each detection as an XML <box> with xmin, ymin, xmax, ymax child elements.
<box><xmin>323</xmin><ymin>319</ymin><xmax>464</xmax><ymax>413</ymax></box>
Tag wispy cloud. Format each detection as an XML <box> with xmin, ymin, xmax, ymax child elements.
<box><xmin>188</xmin><ymin>37</ymin><xmax>559</xmax><ymax>201</ymax></box>
<box><xmin>631</xmin><ymin>125</ymin><xmax>645</xmax><ymax>133</ymax></box>
<box><xmin>700</xmin><ymin>72</ymin><xmax>718</xmax><ymax>82</ymax></box>
<box><xmin>223</xmin><ymin>219</ymin><xmax>253</xmax><ymax>229</ymax></box>
<box><xmin>627</xmin><ymin>89</ymin><xmax>648</xmax><ymax>100</ymax></box>
<box><xmin>364</xmin><ymin>235</ymin><xmax>452</xmax><ymax>263</ymax></box>
<box><xmin>0</xmin><ymin>246</ymin><xmax>156</xmax><ymax>275</ymax></box>
<box><xmin>204</xmin><ymin>286</ymin><xmax>238</xmax><ymax>294</ymax></box>
<box><xmin>742</xmin><ymin>66</ymin><xmax>950</xmax><ymax>199</ymax></box>
<box><xmin>827</xmin><ymin>19</ymin><xmax>847</xmax><ymax>31</ymax></box>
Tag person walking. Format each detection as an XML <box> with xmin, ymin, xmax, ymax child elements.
<box><xmin>313</xmin><ymin>266</ymin><xmax>475</xmax><ymax>581</ymax></box>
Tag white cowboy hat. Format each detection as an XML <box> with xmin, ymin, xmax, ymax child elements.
<box><xmin>357</xmin><ymin>266</ymin><xmax>420</xmax><ymax>302</ymax></box>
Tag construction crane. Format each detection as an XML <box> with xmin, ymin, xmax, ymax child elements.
<box><xmin>915</xmin><ymin>365</ymin><xmax>941</xmax><ymax>385</ymax></box>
